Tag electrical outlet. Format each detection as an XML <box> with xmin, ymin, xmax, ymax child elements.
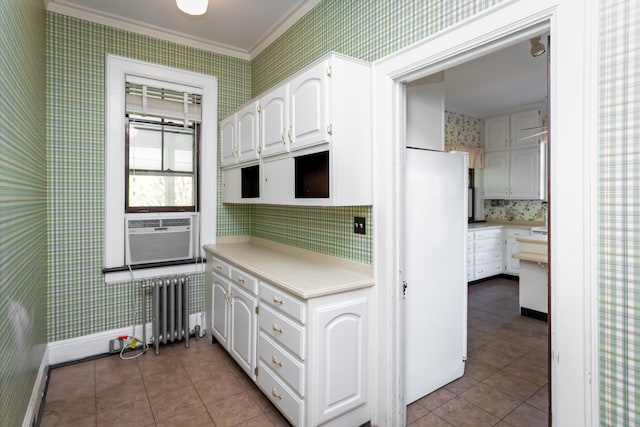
<box><xmin>354</xmin><ymin>217</ymin><xmax>366</xmax><ymax>235</ymax></box>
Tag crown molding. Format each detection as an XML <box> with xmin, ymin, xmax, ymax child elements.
<box><xmin>249</xmin><ymin>0</ymin><xmax>321</xmax><ymax>59</ymax></box>
<box><xmin>45</xmin><ymin>0</ymin><xmax>250</xmax><ymax>60</ymax></box>
<box><xmin>44</xmin><ymin>0</ymin><xmax>320</xmax><ymax>61</ymax></box>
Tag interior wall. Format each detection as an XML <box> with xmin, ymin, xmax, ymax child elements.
<box><xmin>249</xmin><ymin>0</ymin><xmax>509</xmax><ymax>264</ymax></box>
<box><xmin>46</xmin><ymin>12</ymin><xmax>251</xmax><ymax>342</ymax></box>
<box><xmin>0</xmin><ymin>0</ymin><xmax>48</xmax><ymax>424</ymax></box>
<box><xmin>598</xmin><ymin>0</ymin><xmax>640</xmax><ymax>423</ymax></box>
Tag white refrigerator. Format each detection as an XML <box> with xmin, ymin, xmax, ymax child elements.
<box><xmin>404</xmin><ymin>148</ymin><xmax>468</xmax><ymax>404</ymax></box>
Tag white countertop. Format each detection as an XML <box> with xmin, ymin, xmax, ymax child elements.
<box><xmin>203</xmin><ymin>237</ymin><xmax>374</xmax><ymax>300</ymax></box>
<box><xmin>468</xmin><ymin>221</ymin><xmax>541</xmax><ymax>231</ymax></box>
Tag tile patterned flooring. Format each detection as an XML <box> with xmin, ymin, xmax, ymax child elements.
<box><xmin>41</xmin><ymin>277</ymin><xmax>548</xmax><ymax>426</ymax></box>
<box><xmin>407</xmin><ymin>278</ymin><xmax>549</xmax><ymax>427</ymax></box>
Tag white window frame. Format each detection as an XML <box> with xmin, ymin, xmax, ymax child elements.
<box><xmin>104</xmin><ymin>55</ymin><xmax>217</xmax><ymax>283</ymax></box>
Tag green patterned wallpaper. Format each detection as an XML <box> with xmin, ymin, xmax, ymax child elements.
<box><xmin>249</xmin><ymin>0</ymin><xmax>507</xmax><ymax>264</ymax></box>
<box><xmin>0</xmin><ymin>0</ymin><xmax>48</xmax><ymax>425</ymax></box>
<box><xmin>598</xmin><ymin>0</ymin><xmax>640</xmax><ymax>424</ymax></box>
<box><xmin>46</xmin><ymin>12</ymin><xmax>251</xmax><ymax>342</ymax></box>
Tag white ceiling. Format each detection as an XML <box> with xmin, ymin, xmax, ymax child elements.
<box><xmin>46</xmin><ymin>1</ymin><xmax>547</xmax><ymax>116</ymax></box>
<box><xmin>443</xmin><ymin>37</ymin><xmax>548</xmax><ymax>118</ymax></box>
<box><xmin>45</xmin><ymin>0</ymin><xmax>321</xmax><ymax>60</ymax></box>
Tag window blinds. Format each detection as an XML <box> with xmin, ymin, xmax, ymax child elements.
<box><xmin>125</xmin><ymin>76</ymin><xmax>202</xmax><ymax>124</ymax></box>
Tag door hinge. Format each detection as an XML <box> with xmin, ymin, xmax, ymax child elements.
<box><xmin>254</xmin><ymin>367</ymin><xmax>258</xmax><ymax>376</ymax></box>
<box><xmin>255</xmin><ymin>306</ymin><xmax>259</xmax><ymax>314</ymax></box>
<box><xmin>327</xmin><ymin>66</ymin><xmax>332</xmax><ymax>77</ymax></box>
<box><xmin>403</xmin><ymin>281</ymin><xmax>407</xmax><ymax>299</ymax></box>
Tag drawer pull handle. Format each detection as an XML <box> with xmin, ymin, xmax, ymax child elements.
<box><xmin>237</xmin><ymin>277</ymin><xmax>246</xmax><ymax>283</ymax></box>
<box><xmin>272</xmin><ymin>356</ymin><xmax>283</xmax><ymax>367</ymax></box>
<box><xmin>272</xmin><ymin>296</ymin><xmax>283</xmax><ymax>305</ymax></box>
<box><xmin>272</xmin><ymin>324</ymin><xmax>283</xmax><ymax>334</ymax></box>
<box><xmin>216</xmin><ymin>264</ymin><xmax>223</xmax><ymax>270</ymax></box>
<box><xmin>271</xmin><ymin>387</ymin><xmax>283</xmax><ymax>400</ymax></box>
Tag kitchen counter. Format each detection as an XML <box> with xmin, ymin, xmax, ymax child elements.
<box><xmin>513</xmin><ymin>234</ymin><xmax>548</xmax><ymax>264</ymax></box>
<box><xmin>203</xmin><ymin>237</ymin><xmax>374</xmax><ymax>299</ymax></box>
<box><xmin>468</xmin><ymin>222</ymin><xmax>539</xmax><ymax>231</ymax></box>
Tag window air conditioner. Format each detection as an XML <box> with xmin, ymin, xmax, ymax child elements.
<box><xmin>125</xmin><ymin>214</ymin><xmax>194</xmax><ymax>265</ymax></box>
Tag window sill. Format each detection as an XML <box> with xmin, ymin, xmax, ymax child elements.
<box><xmin>103</xmin><ymin>258</ymin><xmax>206</xmax><ymax>284</ymax></box>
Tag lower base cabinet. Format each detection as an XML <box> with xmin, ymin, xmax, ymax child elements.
<box><xmin>206</xmin><ymin>254</ymin><xmax>370</xmax><ymax>427</ymax></box>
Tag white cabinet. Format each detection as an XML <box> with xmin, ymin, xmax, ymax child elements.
<box><xmin>220</xmin><ymin>101</ymin><xmax>260</xmax><ymax>167</ymax></box>
<box><xmin>208</xmin><ymin>255</ymin><xmax>258</xmax><ymax>380</ymax></box>
<box><xmin>257</xmin><ymin>281</ymin><xmax>369</xmax><ymax>427</ymax></box>
<box><xmin>405</xmin><ymin>72</ymin><xmax>444</xmax><ymax>151</ymax></box>
<box><xmin>510</xmin><ymin>108</ymin><xmax>543</xmax><ymax>149</ymax></box>
<box><xmin>484</xmin><ymin>115</ymin><xmax>510</xmax><ymax>151</ymax></box>
<box><xmin>483</xmin><ymin>147</ymin><xmax>541</xmax><ymax>199</ymax></box>
<box><xmin>288</xmin><ymin>59</ymin><xmax>330</xmax><ymax>151</ymax></box>
<box><xmin>484</xmin><ymin>108</ymin><xmax>542</xmax><ymax>152</ymax></box>
<box><xmin>260</xmin><ymin>85</ymin><xmax>289</xmax><ymax>157</ymax></box>
<box><xmin>468</xmin><ymin>228</ymin><xmax>503</xmax><ymax>281</ymax></box>
<box><xmin>206</xmin><ymin>252</ymin><xmax>370</xmax><ymax>427</ymax></box>
<box><xmin>220</xmin><ymin>52</ymin><xmax>372</xmax><ymax>206</ymax></box>
<box><xmin>503</xmin><ymin>227</ymin><xmax>532</xmax><ymax>275</ymax></box>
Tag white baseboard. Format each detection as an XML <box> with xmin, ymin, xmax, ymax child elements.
<box><xmin>48</xmin><ymin>312</ymin><xmax>206</xmax><ymax>365</ymax></box>
<box><xmin>23</xmin><ymin>345</ymin><xmax>49</xmax><ymax>427</ymax></box>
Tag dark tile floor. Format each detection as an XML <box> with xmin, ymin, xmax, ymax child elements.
<box><xmin>407</xmin><ymin>277</ymin><xmax>549</xmax><ymax>426</ymax></box>
<box><xmin>41</xmin><ymin>277</ymin><xmax>548</xmax><ymax>427</ymax></box>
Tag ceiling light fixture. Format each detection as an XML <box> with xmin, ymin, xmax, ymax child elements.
<box><xmin>176</xmin><ymin>0</ymin><xmax>208</xmax><ymax>16</ymax></box>
<box><xmin>529</xmin><ymin>36</ymin><xmax>546</xmax><ymax>57</ymax></box>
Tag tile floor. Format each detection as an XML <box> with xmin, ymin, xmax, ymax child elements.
<box><xmin>41</xmin><ymin>277</ymin><xmax>548</xmax><ymax>427</ymax></box>
<box><xmin>407</xmin><ymin>277</ymin><xmax>549</xmax><ymax>426</ymax></box>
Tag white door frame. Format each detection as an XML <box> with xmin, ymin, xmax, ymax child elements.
<box><xmin>370</xmin><ymin>0</ymin><xmax>599</xmax><ymax>425</ymax></box>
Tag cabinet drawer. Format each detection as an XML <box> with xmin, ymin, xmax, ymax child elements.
<box><xmin>467</xmin><ymin>256</ymin><xmax>474</xmax><ymax>268</ymax></box>
<box><xmin>230</xmin><ymin>267</ymin><xmax>258</xmax><ymax>295</ymax></box>
<box><xmin>467</xmin><ymin>243</ymin><xmax>474</xmax><ymax>255</ymax></box>
<box><xmin>259</xmin><ymin>332</ymin><xmax>305</xmax><ymax>396</ymax></box>
<box><xmin>467</xmin><ymin>232</ymin><xmax>474</xmax><ymax>242</ymax></box>
<box><xmin>211</xmin><ymin>257</ymin><xmax>231</xmax><ymax>279</ymax></box>
<box><xmin>474</xmin><ymin>228</ymin><xmax>502</xmax><ymax>240</ymax></box>
<box><xmin>474</xmin><ymin>238</ymin><xmax>502</xmax><ymax>252</ymax></box>
<box><xmin>258</xmin><ymin>361</ymin><xmax>304</xmax><ymax>427</ymax></box>
<box><xmin>260</xmin><ymin>281</ymin><xmax>306</xmax><ymax>324</ymax></box>
<box><xmin>474</xmin><ymin>261</ymin><xmax>502</xmax><ymax>278</ymax></box>
<box><xmin>259</xmin><ymin>304</ymin><xmax>305</xmax><ymax>360</ymax></box>
<box><xmin>473</xmin><ymin>250</ymin><xmax>501</xmax><ymax>265</ymax></box>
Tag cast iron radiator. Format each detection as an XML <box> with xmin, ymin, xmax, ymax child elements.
<box><xmin>149</xmin><ymin>275</ymin><xmax>190</xmax><ymax>356</ymax></box>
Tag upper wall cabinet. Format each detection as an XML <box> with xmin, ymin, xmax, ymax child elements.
<box><xmin>221</xmin><ymin>101</ymin><xmax>260</xmax><ymax>167</ymax></box>
<box><xmin>484</xmin><ymin>108</ymin><xmax>542</xmax><ymax>151</ymax></box>
<box><xmin>220</xmin><ymin>52</ymin><xmax>372</xmax><ymax>206</ymax></box>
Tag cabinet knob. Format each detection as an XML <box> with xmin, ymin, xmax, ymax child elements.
<box><xmin>288</xmin><ymin>126</ymin><xmax>293</xmax><ymax>144</ymax></box>
<box><xmin>271</xmin><ymin>388</ymin><xmax>283</xmax><ymax>400</ymax></box>
<box><xmin>272</xmin><ymin>324</ymin><xmax>283</xmax><ymax>334</ymax></box>
<box><xmin>272</xmin><ymin>296</ymin><xmax>283</xmax><ymax>305</ymax></box>
<box><xmin>271</xmin><ymin>356</ymin><xmax>283</xmax><ymax>367</ymax></box>
<box><xmin>237</xmin><ymin>277</ymin><xmax>245</xmax><ymax>284</ymax></box>
<box><xmin>216</xmin><ymin>264</ymin><xmax>222</xmax><ymax>270</ymax></box>
<box><xmin>281</xmin><ymin>128</ymin><xmax>287</xmax><ymax>145</ymax></box>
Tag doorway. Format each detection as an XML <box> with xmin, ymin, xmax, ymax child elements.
<box><xmin>371</xmin><ymin>3</ymin><xmax>597</xmax><ymax>425</ymax></box>
<box><xmin>402</xmin><ymin>33</ymin><xmax>550</xmax><ymax>425</ymax></box>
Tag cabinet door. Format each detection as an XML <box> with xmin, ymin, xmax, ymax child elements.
<box><xmin>484</xmin><ymin>115</ymin><xmax>509</xmax><ymax>151</ymax></box>
<box><xmin>220</xmin><ymin>115</ymin><xmax>236</xmax><ymax>167</ymax></box>
<box><xmin>289</xmin><ymin>60</ymin><xmax>330</xmax><ymax>151</ymax></box>
<box><xmin>221</xmin><ymin>168</ymin><xmax>241</xmax><ymax>203</ymax></box>
<box><xmin>262</xmin><ymin>157</ymin><xmax>294</xmax><ymax>204</ymax></box>
<box><xmin>261</xmin><ymin>86</ymin><xmax>289</xmax><ymax>157</ymax></box>
<box><xmin>312</xmin><ymin>297</ymin><xmax>368</xmax><ymax>425</ymax></box>
<box><xmin>229</xmin><ymin>284</ymin><xmax>258</xmax><ymax>380</ymax></box>
<box><xmin>510</xmin><ymin>148</ymin><xmax>540</xmax><ymax>199</ymax></box>
<box><xmin>504</xmin><ymin>230</ymin><xmax>529</xmax><ymax>276</ymax></box>
<box><xmin>483</xmin><ymin>151</ymin><xmax>510</xmax><ymax>198</ymax></box>
<box><xmin>212</xmin><ymin>276</ymin><xmax>230</xmax><ymax>349</ymax></box>
<box><xmin>510</xmin><ymin>108</ymin><xmax>541</xmax><ymax>149</ymax></box>
<box><xmin>236</xmin><ymin>102</ymin><xmax>260</xmax><ymax>164</ymax></box>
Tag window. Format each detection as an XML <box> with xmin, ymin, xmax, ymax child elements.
<box><xmin>105</xmin><ymin>56</ymin><xmax>217</xmax><ymax>282</ymax></box>
<box><xmin>126</xmin><ymin>117</ymin><xmax>199</xmax><ymax>212</ymax></box>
